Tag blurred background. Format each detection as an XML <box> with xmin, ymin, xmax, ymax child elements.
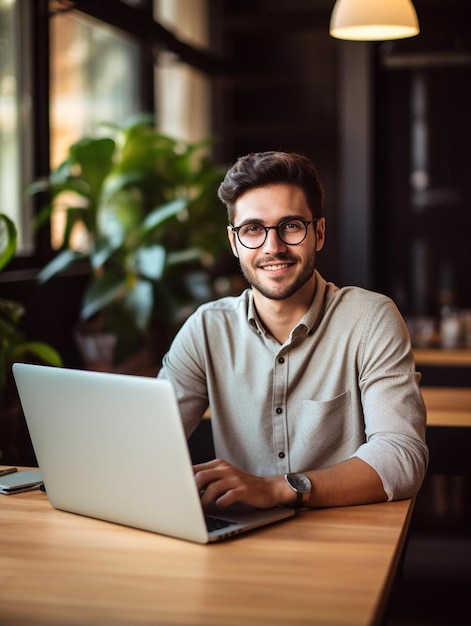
<box><xmin>1</xmin><ymin>0</ymin><xmax>470</xmax><ymax>369</ymax></box>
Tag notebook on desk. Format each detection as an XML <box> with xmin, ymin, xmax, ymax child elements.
<box><xmin>12</xmin><ymin>363</ymin><xmax>294</xmax><ymax>543</ymax></box>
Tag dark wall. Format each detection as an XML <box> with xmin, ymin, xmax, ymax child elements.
<box><xmin>1</xmin><ymin>270</ymin><xmax>88</xmax><ymax>369</ymax></box>
<box><xmin>209</xmin><ymin>0</ymin><xmax>341</xmax><ymax>284</ymax></box>
<box><xmin>375</xmin><ymin>2</ymin><xmax>471</xmax><ymax>317</ymax></box>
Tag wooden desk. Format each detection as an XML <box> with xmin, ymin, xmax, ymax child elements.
<box><xmin>0</xmin><ymin>482</ymin><xmax>413</xmax><ymax>626</ymax></box>
<box><xmin>421</xmin><ymin>387</ymin><xmax>471</xmax><ymax>427</ymax></box>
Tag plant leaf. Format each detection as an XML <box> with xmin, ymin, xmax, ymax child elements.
<box><xmin>81</xmin><ymin>272</ymin><xmax>127</xmax><ymax>321</ymax></box>
<box><xmin>0</xmin><ymin>298</ymin><xmax>25</xmax><ymax>326</ymax></box>
<box><xmin>37</xmin><ymin>249</ymin><xmax>85</xmax><ymax>283</ymax></box>
<box><xmin>11</xmin><ymin>342</ymin><xmax>62</xmax><ymax>367</ymax></box>
<box><xmin>122</xmin><ymin>280</ymin><xmax>154</xmax><ymax>331</ymax></box>
<box><xmin>90</xmin><ymin>235</ymin><xmax>122</xmax><ymax>270</ymax></box>
<box><xmin>97</xmin><ymin>190</ymin><xmax>142</xmax><ymax>244</ymax></box>
<box><xmin>100</xmin><ymin>170</ymin><xmax>146</xmax><ymax>204</ymax></box>
<box><xmin>140</xmin><ymin>198</ymin><xmax>188</xmax><ymax>238</ymax></box>
<box><xmin>167</xmin><ymin>247</ymin><xmax>204</xmax><ymax>266</ymax></box>
<box><xmin>132</xmin><ymin>245</ymin><xmax>166</xmax><ymax>280</ymax></box>
<box><xmin>0</xmin><ymin>214</ymin><xmax>17</xmax><ymax>270</ymax></box>
<box><xmin>69</xmin><ymin>137</ymin><xmax>116</xmax><ymax>205</ymax></box>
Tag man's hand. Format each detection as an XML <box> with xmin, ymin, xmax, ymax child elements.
<box><xmin>193</xmin><ymin>458</ymin><xmax>292</xmax><ymax>510</ymax></box>
<box><xmin>194</xmin><ymin>456</ymin><xmax>388</xmax><ymax>511</ymax></box>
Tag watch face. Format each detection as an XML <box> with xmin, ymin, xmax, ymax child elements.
<box><xmin>288</xmin><ymin>473</ymin><xmax>311</xmax><ymax>493</ymax></box>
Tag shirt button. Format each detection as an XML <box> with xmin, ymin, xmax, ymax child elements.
<box><xmin>278</xmin><ymin>357</ymin><xmax>285</xmax><ymax>364</ymax></box>
<box><xmin>278</xmin><ymin>451</ymin><xmax>285</xmax><ymax>459</ymax></box>
<box><xmin>276</xmin><ymin>407</ymin><xmax>282</xmax><ymax>414</ymax></box>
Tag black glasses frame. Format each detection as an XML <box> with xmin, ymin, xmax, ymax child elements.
<box><xmin>230</xmin><ymin>218</ymin><xmax>318</xmax><ymax>249</ymax></box>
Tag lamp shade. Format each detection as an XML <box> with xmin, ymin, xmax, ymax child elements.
<box><xmin>330</xmin><ymin>0</ymin><xmax>420</xmax><ymax>41</ymax></box>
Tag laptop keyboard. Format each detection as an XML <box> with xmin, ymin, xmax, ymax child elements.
<box><xmin>205</xmin><ymin>515</ymin><xmax>237</xmax><ymax>532</ymax></box>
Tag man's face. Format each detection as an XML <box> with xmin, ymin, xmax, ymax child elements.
<box><xmin>227</xmin><ymin>184</ymin><xmax>325</xmax><ymax>301</ymax></box>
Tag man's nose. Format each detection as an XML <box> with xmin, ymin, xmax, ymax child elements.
<box><xmin>261</xmin><ymin>227</ymin><xmax>288</xmax><ymax>253</ymax></box>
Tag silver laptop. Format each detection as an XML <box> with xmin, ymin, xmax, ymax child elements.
<box><xmin>12</xmin><ymin>363</ymin><xmax>294</xmax><ymax>543</ymax></box>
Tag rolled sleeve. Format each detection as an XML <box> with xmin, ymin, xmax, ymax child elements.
<box><xmin>353</xmin><ymin>299</ymin><xmax>428</xmax><ymax>499</ymax></box>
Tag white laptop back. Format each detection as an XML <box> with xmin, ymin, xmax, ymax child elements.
<box><xmin>12</xmin><ymin>363</ymin><xmax>294</xmax><ymax>543</ymax></box>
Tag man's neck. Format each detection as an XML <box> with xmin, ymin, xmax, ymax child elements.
<box><xmin>253</xmin><ymin>280</ymin><xmax>316</xmax><ymax>344</ymax></box>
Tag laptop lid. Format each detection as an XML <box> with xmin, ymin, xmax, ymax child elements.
<box><xmin>12</xmin><ymin>363</ymin><xmax>294</xmax><ymax>543</ymax></box>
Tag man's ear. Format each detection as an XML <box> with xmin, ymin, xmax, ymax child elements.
<box><xmin>227</xmin><ymin>226</ymin><xmax>239</xmax><ymax>258</ymax></box>
<box><xmin>315</xmin><ymin>217</ymin><xmax>326</xmax><ymax>252</ymax></box>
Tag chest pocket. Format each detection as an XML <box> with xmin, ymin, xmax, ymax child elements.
<box><xmin>300</xmin><ymin>390</ymin><xmax>353</xmax><ymax>453</ymax></box>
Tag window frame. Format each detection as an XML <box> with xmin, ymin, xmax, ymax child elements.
<box><xmin>4</xmin><ymin>0</ymin><xmax>222</xmax><ymax>273</ymax></box>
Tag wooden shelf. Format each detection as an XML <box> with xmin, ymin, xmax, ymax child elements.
<box><xmin>413</xmin><ymin>348</ymin><xmax>471</xmax><ymax>367</ymax></box>
<box><xmin>421</xmin><ymin>387</ymin><xmax>471</xmax><ymax>427</ymax></box>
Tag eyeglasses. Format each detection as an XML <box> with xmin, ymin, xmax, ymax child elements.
<box><xmin>230</xmin><ymin>218</ymin><xmax>318</xmax><ymax>249</ymax></box>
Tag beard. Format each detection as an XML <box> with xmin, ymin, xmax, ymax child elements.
<box><xmin>238</xmin><ymin>251</ymin><xmax>317</xmax><ymax>301</ymax></box>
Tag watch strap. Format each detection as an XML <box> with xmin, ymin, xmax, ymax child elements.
<box><xmin>293</xmin><ymin>490</ymin><xmax>304</xmax><ymax>509</ymax></box>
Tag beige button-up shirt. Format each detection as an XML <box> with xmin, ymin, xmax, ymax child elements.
<box><xmin>158</xmin><ymin>271</ymin><xmax>428</xmax><ymax>500</ymax></box>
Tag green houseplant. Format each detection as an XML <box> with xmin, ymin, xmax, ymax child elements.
<box><xmin>28</xmin><ymin>116</ymin><xmax>227</xmax><ymax>368</ymax></box>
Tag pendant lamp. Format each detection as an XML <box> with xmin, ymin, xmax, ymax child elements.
<box><xmin>330</xmin><ymin>0</ymin><xmax>420</xmax><ymax>41</ymax></box>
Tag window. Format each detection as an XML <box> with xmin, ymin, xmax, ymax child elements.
<box><xmin>50</xmin><ymin>11</ymin><xmax>141</xmax><ymax>170</ymax></box>
<box><xmin>49</xmin><ymin>9</ymin><xmax>142</xmax><ymax>249</ymax></box>
<box><xmin>0</xmin><ymin>0</ymin><xmax>216</xmax><ymax>261</ymax></box>
<box><xmin>155</xmin><ymin>0</ymin><xmax>210</xmax><ymax>142</ymax></box>
<box><xmin>0</xmin><ymin>0</ymin><xmax>33</xmax><ymax>253</ymax></box>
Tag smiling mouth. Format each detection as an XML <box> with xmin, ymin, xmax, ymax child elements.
<box><xmin>260</xmin><ymin>262</ymin><xmax>294</xmax><ymax>271</ymax></box>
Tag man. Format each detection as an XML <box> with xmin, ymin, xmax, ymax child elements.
<box><xmin>158</xmin><ymin>151</ymin><xmax>428</xmax><ymax>510</ymax></box>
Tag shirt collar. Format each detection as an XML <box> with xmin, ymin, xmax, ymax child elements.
<box><xmin>247</xmin><ymin>270</ymin><xmax>329</xmax><ymax>337</ymax></box>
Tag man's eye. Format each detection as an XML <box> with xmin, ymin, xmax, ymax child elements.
<box><xmin>281</xmin><ymin>221</ymin><xmax>303</xmax><ymax>232</ymax></box>
<box><xmin>243</xmin><ymin>224</ymin><xmax>264</xmax><ymax>234</ymax></box>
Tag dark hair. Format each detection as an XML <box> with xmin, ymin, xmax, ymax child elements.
<box><xmin>218</xmin><ymin>151</ymin><xmax>324</xmax><ymax>223</ymax></box>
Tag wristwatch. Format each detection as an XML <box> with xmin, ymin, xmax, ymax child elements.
<box><xmin>284</xmin><ymin>473</ymin><xmax>312</xmax><ymax>509</ymax></box>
